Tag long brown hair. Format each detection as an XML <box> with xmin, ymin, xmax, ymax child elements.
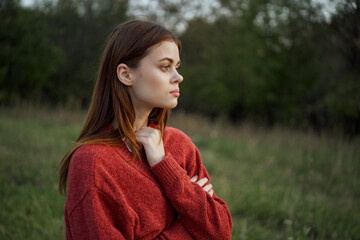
<box><xmin>59</xmin><ymin>20</ymin><xmax>181</xmax><ymax>195</ymax></box>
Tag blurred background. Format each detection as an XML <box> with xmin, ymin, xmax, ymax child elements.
<box><xmin>1</xmin><ymin>0</ymin><xmax>360</xmax><ymax>134</ymax></box>
<box><xmin>0</xmin><ymin>0</ymin><xmax>359</xmax><ymax>239</ymax></box>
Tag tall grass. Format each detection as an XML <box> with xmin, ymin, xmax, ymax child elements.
<box><xmin>0</xmin><ymin>107</ymin><xmax>359</xmax><ymax>239</ymax></box>
<box><xmin>0</xmin><ymin>106</ymin><xmax>84</xmax><ymax>239</ymax></box>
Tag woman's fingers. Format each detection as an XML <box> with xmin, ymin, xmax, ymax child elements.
<box><xmin>196</xmin><ymin>177</ymin><xmax>208</xmax><ymax>188</ymax></box>
<box><xmin>203</xmin><ymin>183</ymin><xmax>213</xmax><ymax>192</ymax></box>
<box><xmin>190</xmin><ymin>175</ymin><xmax>198</xmax><ymax>182</ymax></box>
<box><xmin>209</xmin><ymin>189</ymin><xmax>214</xmax><ymax>197</ymax></box>
<box><xmin>190</xmin><ymin>175</ymin><xmax>214</xmax><ymax>196</ymax></box>
<box><xmin>135</xmin><ymin>127</ymin><xmax>165</xmax><ymax>167</ymax></box>
<box><xmin>135</xmin><ymin>127</ymin><xmax>160</xmax><ymax>144</ymax></box>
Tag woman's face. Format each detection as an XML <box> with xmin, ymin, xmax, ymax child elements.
<box><xmin>128</xmin><ymin>40</ymin><xmax>183</xmax><ymax>112</ymax></box>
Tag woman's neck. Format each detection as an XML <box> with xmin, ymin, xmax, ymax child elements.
<box><xmin>133</xmin><ymin>114</ymin><xmax>148</xmax><ymax>131</ymax></box>
<box><xmin>112</xmin><ymin>107</ymin><xmax>152</xmax><ymax>131</ymax></box>
<box><xmin>133</xmin><ymin>104</ymin><xmax>152</xmax><ymax>131</ymax></box>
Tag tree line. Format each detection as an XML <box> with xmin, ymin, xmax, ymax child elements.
<box><xmin>1</xmin><ymin>0</ymin><xmax>359</xmax><ymax>134</ymax></box>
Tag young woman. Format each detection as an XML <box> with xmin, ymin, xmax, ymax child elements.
<box><xmin>59</xmin><ymin>20</ymin><xmax>232</xmax><ymax>240</ymax></box>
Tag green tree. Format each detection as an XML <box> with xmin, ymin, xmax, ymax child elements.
<box><xmin>180</xmin><ymin>0</ymin><xmax>360</xmax><ymax>134</ymax></box>
<box><xmin>0</xmin><ymin>0</ymin><xmax>62</xmax><ymax>104</ymax></box>
<box><xmin>327</xmin><ymin>0</ymin><xmax>360</xmax><ymax>134</ymax></box>
<box><xmin>46</xmin><ymin>0</ymin><xmax>128</xmax><ymax>105</ymax></box>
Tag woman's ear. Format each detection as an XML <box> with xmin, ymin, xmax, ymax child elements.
<box><xmin>116</xmin><ymin>63</ymin><xmax>133</xmax><ymax>86</ymax></box>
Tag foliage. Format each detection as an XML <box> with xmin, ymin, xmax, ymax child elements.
<box><xmin>0</xmin><ymin>0</ymin><xmax>128</xmax><ymax>105</ymax></box>
<box><xmin>0</xmin><ymin>0</ymin><xmax>62</xmax><ymax>103</ymax></box>
<box><xmin>45</xmin><ymin>0</ymin><xmax>128</xmax><ymax>104</ymax></box>
<box><xmin>179</xmin><ymin>0</ymin><xmax>360</xmax><ymax>134</ymax></box>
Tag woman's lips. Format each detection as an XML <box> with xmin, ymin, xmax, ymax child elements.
<box><xmin>170</xmin><ymin>89</ymin><xmax>180</xmax><ymax>97</ymax></box>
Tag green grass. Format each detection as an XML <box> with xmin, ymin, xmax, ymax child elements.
<box><xmin>0</xmin><ymin>107</ymin><xmax>359</xmax><ymax>239</ymax></box>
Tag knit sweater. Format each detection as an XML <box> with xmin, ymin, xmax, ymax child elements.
<box><xmin>65</xmin><ymin>126</ymin><xmax>232</xmax><ymax>240</ymax></box>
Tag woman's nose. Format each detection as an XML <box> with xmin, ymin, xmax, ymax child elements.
<box><xmin>172</xmin><ymin>70</ymin><xmax>183</xmax><ymax>83</ymax></box>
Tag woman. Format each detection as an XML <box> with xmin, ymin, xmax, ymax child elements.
<box><xmin>59</xmin><ymin>20</ymin><xmax>232</xmax><ymax>240</ymax></box>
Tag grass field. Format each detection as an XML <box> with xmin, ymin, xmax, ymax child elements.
<box><xmin>0</xmin><ymin>106</ymin><xmax>359</xmax><ymax>239</ymax></box>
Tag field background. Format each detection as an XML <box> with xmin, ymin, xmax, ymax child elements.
<box><xmin>0</xmin><ymin>106</ymin><xmax>359</xmax><ymax>239</ymax></box>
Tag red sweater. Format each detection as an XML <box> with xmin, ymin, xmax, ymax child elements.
<box><xmin>65</xmin><ymin>126</ymin><xmax>232</xmax><ymax>239</ymax></box>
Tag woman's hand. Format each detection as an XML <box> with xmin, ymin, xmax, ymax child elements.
<box><xmin>190</xmin><ymin>175</ymin><xmax>214</xmax><ymax>197</ymax></box>
<box><xmin>135</xmin><ymin>127</ymin><xmax>165</xmax><ymax>167</ymax></box>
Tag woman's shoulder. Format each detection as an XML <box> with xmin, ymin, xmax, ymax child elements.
<box><xmin>69</xmin><ymin>144</ymin><xmax>122</xmax><ymax>183</ymax></box>
<box><xmin>67</xmin><ymin>144</ymin><xmax>124</xmax><ymax>207</ymax></box>
<box><xmin>71</xmin><ymin>144</ymin><xmax>113</xmax><ymax>164</ymax></box>
<box><xmin>67</xmin><ymin>145</ymin><xmax>111</xmax><ymax>209</ymax></box>
<box><xmin>163</xmin><ymin>126</ymin><xmax>197</xmax><ymax>154</ymax></box>
<box><xmin>164</xmin><ymin>126</ymin><xmax>192</xmax><ymax>143</ymax></box>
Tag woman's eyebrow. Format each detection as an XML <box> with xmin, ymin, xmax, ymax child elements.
<box><xmin>159</xmin><ymin>57</ymin><xmax>181</xmax><ymax>65</ymax></box>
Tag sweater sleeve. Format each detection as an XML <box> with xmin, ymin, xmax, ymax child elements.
<box><xmin>66</xmin><ymin>188</ymin><xmax>128</xmax><ymax>240</ymax></box>
<box><xmin>150</xmin><ymin>148</ymin><xmax>233</xmax><ymax>240</ymax></box>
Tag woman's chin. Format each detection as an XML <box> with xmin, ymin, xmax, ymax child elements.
<box><xmin>169</xmin><ymin>101</ymin><xmax>178</xmax><ymax>109</ymax></box>
<box><xmin>163</xmin><ymin>100</ymin><xmax>178</xmax><ymax>109</ymax></box>
<box><xmin>153</xmin><ymin>100</ymin><xmax>178</xmax><ymax>109</ymax></box>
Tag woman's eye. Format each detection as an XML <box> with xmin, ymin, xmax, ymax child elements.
<box><xmin>176</xmin><ymin>66</ymin><xmax>181</xmax><ymax>71</ymax></box>
<box><xmin>161</xmin><ymin>65</ymin><xmax>170</xmax><ymax>71</ymax></box>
